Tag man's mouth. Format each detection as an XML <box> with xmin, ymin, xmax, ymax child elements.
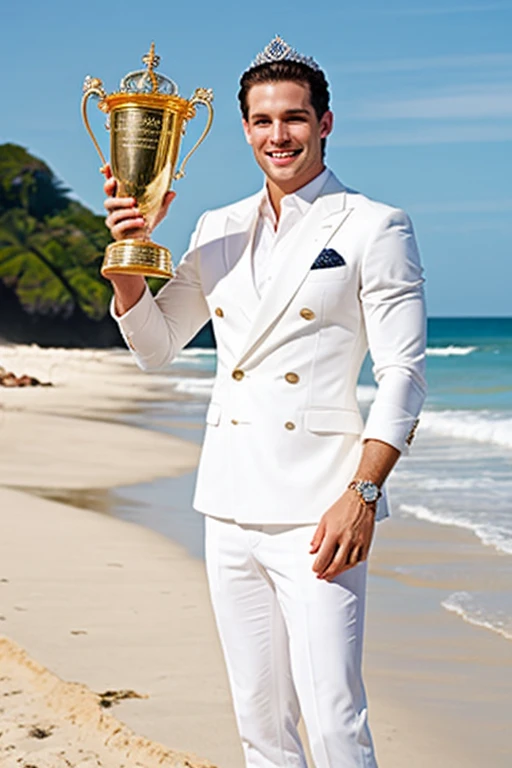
<box><xmin>266</xmin><ymin>149</ymin><xmax>302</xmax><ymax>159</ymax></box>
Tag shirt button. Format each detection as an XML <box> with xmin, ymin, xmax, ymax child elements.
<box><xmin>284</xmin><ymin>421</ymin><xmax>296</xmax><ymax>431</ymax></box>
<box><xmin>232</xmin><ymin>369</ymin><xmax>245</xmax><ymax>381</ymax></box>
<box><xmin>231</xmin><ymin>419</ymin><xmax>239</xmax><ymax>425</ymax></box>
<box><xmin>284</xmin><ymin>372</ymin><xmax>300</xmax><ymax>384</ymax></box>
<box><xmin>214</xmin><ymin>307</ymin><xmax>224</xmax><ymax>318</ymax></box>
<box><xmin>300</xmin><ymin>308</ymin><xmax>315</xmax><ymax>321</ymax></box>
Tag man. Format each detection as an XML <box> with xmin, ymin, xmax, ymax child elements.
<box><xmin>103</xmin><ymin>36</ymin><xmax>427</xmax><ymax>768</ymax></box>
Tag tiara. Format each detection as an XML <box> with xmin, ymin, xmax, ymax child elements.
<box><xmin>247</xmin><ymin>35</ymin><xmax>320</xmax><ymax>72</ymax></box>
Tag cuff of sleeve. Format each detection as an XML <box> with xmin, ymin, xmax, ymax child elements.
<box><xmin>109</xmin><ymin>284</ymin><xmax>154</xmax><ymax>352</ymax></box>
<box><xmin>362</xmin><ymin>403</ymin><xmax>421</xmax><ymax>455</ymax></box>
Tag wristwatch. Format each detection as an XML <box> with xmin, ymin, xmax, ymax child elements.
<box><xmin>347</xmin><ymin>480</ymin><xmax>381</xmax><ymax>505</ymax></box>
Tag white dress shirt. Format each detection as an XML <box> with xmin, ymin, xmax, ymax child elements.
<box><xmin>252</xmin><ymin>167</ymin><xmax>330</xmax><ymax>297</ymax></box>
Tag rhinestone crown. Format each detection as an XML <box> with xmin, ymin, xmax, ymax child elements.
<box><xmin>247</xmin><ymin>35</ymin><xmax>320</xmax><ymax>73</ymax></box>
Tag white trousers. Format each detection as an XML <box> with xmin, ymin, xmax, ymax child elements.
<box><xmin>204</xmin><ymin>516</ymin><xmax>378</xmax><ymax>768</ymax></box>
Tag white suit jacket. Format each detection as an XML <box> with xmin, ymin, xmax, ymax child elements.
<box><xmin>114</xmin><ymin>171</ymin><xmax>427</xmax><ymax>524</ymax></box>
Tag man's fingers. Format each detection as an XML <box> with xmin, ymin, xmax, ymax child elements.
<box><xmin>309</xmin><ymin>520</ymin><xmax>325</xmax><ymax>554</ymax></box>
<box><xmin>107</xmin><ymin>208</ymin><xmax>143</xmax><ymax>226</ymax></box>
<box><xmin>103</xmin><ymin>177</ymin><xmax>117</xmax><ymax>197</ymax></box>
<box><xmin>162</xmin><ymin>190</ymin><xmax>176</xmax><ymax>210</ymax></box>
<box><xmin>110</xmin><ymin>222</ymin><xmax>146</xmax><ymax>241</ymax></box>
<box><xmin>349</xmin><ymin>543</ymin><xmax>363</xmax><ymax>566</ymax></box>
<box><xmin>100</xmin><ymin>163</ymin><xmax>112</xmax><ymax>179</ymax></box>
<box><xmin>104</xmin><ymin>196</ymin><xmax>136</xmax><ymax>213</ymax></box>
<box><xmin>312</xmin><ymin>532</ymin><xmax>338</xmax><ymax>574</ymax></box>
<box><xmin>318</xmin><ymin>541</ymin><xmax>350</xmax><ymax>580</ymax></box>
<box><xmin>106</xmin><ymin>208</ymin><xmax>146</xmax><ymax>240</ymax></box>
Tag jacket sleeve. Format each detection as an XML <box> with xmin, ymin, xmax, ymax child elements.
<box><xmin>360</xmin><ymin>208</ymin><xmax>427</xmax><ymax>453</ymax></box>
<box><xmin>111</xmin><ymin>212</ymin><xmax>211</xmax><ymax>371</ymax></box>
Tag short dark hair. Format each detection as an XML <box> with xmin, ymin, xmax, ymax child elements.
<box><xmin>238</xmin><ymin>61</ymin><xmax>331</xmax><ymax>157</ymax></box>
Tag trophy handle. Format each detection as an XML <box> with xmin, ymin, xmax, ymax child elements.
<box><xmin>81</xmin><ymin>76</ymin><xmax>108</xmax><ymax>167</ymax></box>
<box><xmin>174</xmin><ymin>88</ymin><xmax>214</xmax><ymax>181</ymax></box>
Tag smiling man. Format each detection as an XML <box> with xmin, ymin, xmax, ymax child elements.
<box><xmin>103</xmin><ymin>36</ymin><xmax>427</xmax><ymax>768</ymax></box>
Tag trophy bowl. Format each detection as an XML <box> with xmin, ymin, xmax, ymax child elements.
<box><xmin>81</xmin><ymin>44</ymin><xmax>213</xmax><ymax>279</ymax></box>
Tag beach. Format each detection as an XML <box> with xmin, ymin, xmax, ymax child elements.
<box><xmin>1</xmin><ymin>339</ymin><xmax>511</xmax><ymax>767</ymax></box>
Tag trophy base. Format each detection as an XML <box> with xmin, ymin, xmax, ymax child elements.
<box><xmin>101</xmin><ymin>240</ymin><xmax>174</xmax><ymax>279</ymax></box>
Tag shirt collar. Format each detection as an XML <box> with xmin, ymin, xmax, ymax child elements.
<box><xmin>259</xmin><ymin>167</ymin><xmax>331</xmax><ymax>225</ymax></box>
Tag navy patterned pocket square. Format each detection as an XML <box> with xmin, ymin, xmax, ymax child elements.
<box><xmin>311</xmin><ymin>248</ymin><xmax>346</xmax><ymax>270</ymax></box>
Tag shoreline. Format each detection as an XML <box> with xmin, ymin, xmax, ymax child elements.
<box><xmin>1</xmin><ymin>344</ymin><xmax>510</xmax><ymax>766</ymax></box>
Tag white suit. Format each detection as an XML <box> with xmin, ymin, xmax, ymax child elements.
<box><xmin>114</xmin><ymin>169</ymin><xmax>427</xmax><ymax>767</ymax></box>
<box><xmin>116</xmin><ymin>170</ymin><xmax>426</xmax><ymax>522</ymax></box>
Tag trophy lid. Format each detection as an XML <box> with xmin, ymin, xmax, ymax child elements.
<box><xmin>119</xmin><ymin>43</ymin><xmax>178</xmax><ymax>96</ymax></box>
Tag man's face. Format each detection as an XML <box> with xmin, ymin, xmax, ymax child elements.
<box><xmin>242</xmin><ymin>80</ymin><xmax>333</xmax><ymax>192</ymax></box>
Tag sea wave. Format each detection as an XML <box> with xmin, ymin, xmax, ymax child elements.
<box><xmin>420</xmin><ymin>410</ymin><xmax>512</xmax><ymax>450</ymax></box>
<box><xmin>400</xmin><ymin>504</ymin><xmax>512</xmax><ymax>555</ymax></box>
<box><xmin>179</xmin><ymin>348</ymin><xmax>217</xmax><ymax>358</ymax></box>
<box><xmin>395</xmin><ymin>475</ymin><xmax>497</xmax><ymax>491</ymax></box>
<box><xmin>441</xmin><ymin>591</ymin><xmax>512</xmax><ymax>641</ymax></box>
<box><xmin>167</xmin><ymin>376</ymin><xmax>215</xmax><ymax>398</ymax></box>
<box><xmin>426</xmin><ymin>345</ymin><xmax>477</xmax><ymax>356</ymax></box>
<box><xmin>356</xmin><ymin>385</ymin><xmax>377</xmax><ymax>403</ymax></box>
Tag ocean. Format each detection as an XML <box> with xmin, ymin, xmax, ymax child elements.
<box><xmin>114</xmin><ymin>318</ymin><xmax>512</xmax><ymax>643</ymax></box>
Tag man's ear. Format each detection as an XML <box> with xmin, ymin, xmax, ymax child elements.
<box><xmin>242</xmin><ymin>118</ymin><xmax>253</xmax><ymax>145</ymax></box>
<box><xmin>319</xmin><ymin>110</ymin><xmax>334</xmax><ymax>139</ymax></box>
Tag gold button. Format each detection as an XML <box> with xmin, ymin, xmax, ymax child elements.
<box><xmin>127</xmin><ymin>335</ymin><xmax>136</xmax><ymax>351</ymax></box>
<box><xmin>232</xmin><ymin>369</ymin><xmax>245</xmax><ymax>381</ymax></box>
<box><xmin>214</xmin><ymin>307</ymin><xmax>224</xmax><ymax>317</ymax></box>
<box><xmin>231</xmin><ymin>419</ymin><xmax>239</xmax><ymax>425</ymax></box>
<box><xmin>284</xmin><ymin>372</ymin><xmax>300</xmax><ymax>384</ymax></box>
<box><xmin>300</xmin><ymin>308</ymin><xmax>315</xmax><ymax>321</ymax></box>
<box><xmin>405</xmin><ymin>418</ymin><xmax>420</xmax><ymax>446</ymax></box>
<box><xmin>284</xmin><ymin>421</ymin><xmax>296</xmax><ymax>431</ymax></box>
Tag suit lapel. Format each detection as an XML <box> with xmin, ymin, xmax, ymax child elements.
<box><xmin>235</xmin><ymin>174</ymin><xmax>353</xmax><ymax>366</ymax></box>
<box><xmin>223</xmin><ymin>197</ymin><xmax>261</xmax><ymax>322</ymax></box>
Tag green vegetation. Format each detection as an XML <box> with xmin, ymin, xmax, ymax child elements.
<box><xmin>0</xmin><ymin>143</ymin><xmax>214</xmax><ymax>348</ymax></box>
<box><xmin>0</xmin><ymin>143</ymin><xmax>118</xmax><ymax>346</ymax></box>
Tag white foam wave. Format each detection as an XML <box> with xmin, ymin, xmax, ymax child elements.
<box><xmin>421</xmin><ymin>410</ymin><xmax>512</xmax><ymax>450</ymax></box>
<box><xmin>397</xmin><ymin>476</ymin><xmax>496</xmax><ymax>491</ymax></box>
<box><xmin>167</xmin><ymin>376</ymin><xmax>214</xmax><ymax>398</ymax></box>
<box><xmin>356</xmin><ymin>385</ymin><xmax>377</xmax><ymax>403</ymax></box>
<box><xmin>400</xmin><ymin>504</ymin><xmax>512</xmax><ymax>555</ymax></box>
<box><xmin>426</xmin><ymin>345</ymin><xmax>477</xmax><ymax>356</ymax></box>
<box><xmin>442</xmin><ymin>591</ymin><xmax>512</xmax><ymax>641</ymax></box>
<box><xmin>179</xmin><ymin>348</ymin><xmax>217</xmax><ymax>358</ymax></box>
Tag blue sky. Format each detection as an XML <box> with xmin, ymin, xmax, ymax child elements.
<box><xmin>2</xmin><ymin>0</ymin><xmax>511</xmax><ymax>316</ymax></box>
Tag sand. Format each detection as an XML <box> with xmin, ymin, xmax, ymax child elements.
<box><xmin>0</xmin><ymin>343</ymin><xmax>510</xmax><ymax>767</ymax></box>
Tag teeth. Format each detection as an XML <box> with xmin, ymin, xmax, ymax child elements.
<box><xmin>270</xmin><ymin>151</ymin><xmax>297</xmax><ymax>158</ymax></box>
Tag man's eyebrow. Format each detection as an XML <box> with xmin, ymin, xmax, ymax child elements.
<box><xmin>249</xmin><ymin>108</ymin><xmax>311</xmax><ymax>119</ymax></box>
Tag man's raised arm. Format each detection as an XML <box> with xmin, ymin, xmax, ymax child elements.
<box><xmin>102</xmin><ymin>168</ymin><xmax>210</xmax><ymax>370</ymax></box>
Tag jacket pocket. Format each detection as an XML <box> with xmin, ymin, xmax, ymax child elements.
<box><xmin>305</xmin><ymin>409</ymin><xmax>364</xmax><ymax>435</ymax></box>
<box><xmin>205</xmin><ymin>402</ymin><xmax>221</xmax><ymax>426</ymax></box>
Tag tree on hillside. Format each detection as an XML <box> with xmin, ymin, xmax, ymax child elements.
<box><xmin>0</xmin><ymin>143</ymin><xmax>111</xmax><ymax>325</ymax></box>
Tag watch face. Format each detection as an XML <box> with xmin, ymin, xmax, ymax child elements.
<box><xmin>360</xmin><ymin>482</ymin><xmax>379</xmax><ymax>503</ymax></box>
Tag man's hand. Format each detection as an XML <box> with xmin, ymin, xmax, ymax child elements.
<box><xmin>309</xmin><ymin>490</ymin><xmax>376</xmax><ymax>581</ymax></box>
<box><xmin>102</xmin><ymin>164</ymin><xmax>175</xmax><ymax>242</ymax></box>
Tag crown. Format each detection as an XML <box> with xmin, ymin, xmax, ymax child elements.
<box><xmin>247</xmin><ymin>35</ymin><xmax>320</xmax><ymax>72</ymax></box>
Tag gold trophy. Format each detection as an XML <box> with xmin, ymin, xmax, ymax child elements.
<box><xmin>81</xmin><ymin>43</ymin><xmax>213</xmax><ymax>278</ymax></box>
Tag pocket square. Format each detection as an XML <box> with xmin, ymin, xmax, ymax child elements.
<box><xmin>311</xmin><ymin>248</ymin><xmax>346</xmax><ymax>270</ymax></box>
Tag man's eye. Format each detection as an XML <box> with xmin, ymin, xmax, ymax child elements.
<box><xmin>254</xmin><ymin>119</ymin><xmax>270</xmax><ymax>126</ymax></box>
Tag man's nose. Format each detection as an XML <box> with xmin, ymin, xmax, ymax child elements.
<box><xmin>270</xmin><ymin>121</ymin><xmax>290</xmax><ymax>144</ymax></box>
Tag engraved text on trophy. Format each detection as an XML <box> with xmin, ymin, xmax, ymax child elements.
<box><xmin>111</xmin><ymin>107</ymin><xmax>178</xmax><ymax>224</ymax></box>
